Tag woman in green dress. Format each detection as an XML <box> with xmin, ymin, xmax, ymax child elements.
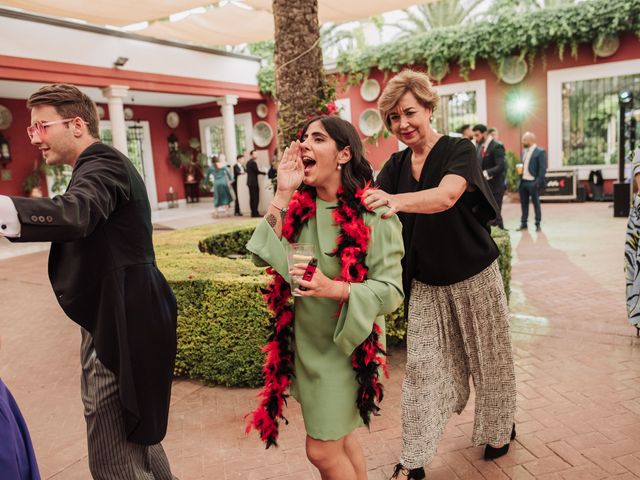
<box><xmin>206</xmin><ymin>156</ymin><xmax>233</xmax><ymax>216</ymax></box>
<box><xmin>246</xmin><ymin>116</ymin><xmax>404</xmax><ymax>480</ymax></box>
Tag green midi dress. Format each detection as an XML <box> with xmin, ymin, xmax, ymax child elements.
<box><xmin>247</xmin><ymin>198</ymin><xmax>404</xmax><ymax>440</ymax></box>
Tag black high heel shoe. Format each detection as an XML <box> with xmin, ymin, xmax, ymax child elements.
<box><xmin>390</xmin><ymin>463</ymin><xmax>426</xmax><ymax>479</ymax></box>
<box><xmin>484</xmin><ymin>424</ymin><xmax>516</xmax><ymax>460</ymax></box>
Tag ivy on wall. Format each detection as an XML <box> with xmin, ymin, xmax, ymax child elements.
<box><xmin>257</xmin><ymin>0</ymin><xmax>640</xmax><ymax>95</ymax></box>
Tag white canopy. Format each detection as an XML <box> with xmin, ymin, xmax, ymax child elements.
<box><xmin>0</xmin><ymin>0</ymin><xmax>210</xmax><ymax>26</ymax></box>
<box><xmin>0</xmin><ymin>0</ymin><xmax>428</xmax><ymax>45</ymax></box>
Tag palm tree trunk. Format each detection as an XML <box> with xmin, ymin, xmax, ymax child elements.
<box><xmin>273</xmin><ymin>0</ymin><xmax>325</xmax><ymax>150</ymax></box>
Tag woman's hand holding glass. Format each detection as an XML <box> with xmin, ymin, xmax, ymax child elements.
<box><xmin>289</xmin><ymin>263</ymin><xmax>344</xmax><ymax>300</ymax></box>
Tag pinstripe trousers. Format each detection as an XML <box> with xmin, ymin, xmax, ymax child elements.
<box><xmin>80</xmin><ymin>328</ymin><xmax>176</xmax><ymax>480</ymax></box>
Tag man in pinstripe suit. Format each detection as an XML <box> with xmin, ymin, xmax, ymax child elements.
<box><xmin>0</xmin><ymin>84</ymin><xmax>177</xmax><ymax>479</ymax></box>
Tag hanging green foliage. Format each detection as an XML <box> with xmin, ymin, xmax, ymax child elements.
<box><xmin>256</xmin><ymin>0</ymin><xmax>640</xmax><ymax>95</ymax></box>
<box><xmin>336</xmin><ymin>0</ymin><xmax>640</xmax><ymax>82</ymax></box>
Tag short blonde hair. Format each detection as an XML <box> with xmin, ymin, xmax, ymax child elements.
<box><xmin>378</xmin><ymin>70</ymin><xmax>439</xmax><ymax>129</ymax></box>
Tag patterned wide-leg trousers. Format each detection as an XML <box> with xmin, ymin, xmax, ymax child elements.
<box><xmin>80</xmin><ymin>329</ymin><xmax>176</xmax><ymax>480</ymax></box>
<box><xmin>400</xmin><ymin>261</ymin><xmax>517</xmax><ymax>469</ymax></box>
<box><xmin>625</xmin><ymin>194</ymin><xmax>640</xmax><ymax>327</ymax></box>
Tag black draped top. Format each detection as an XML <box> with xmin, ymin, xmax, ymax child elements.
<box><xmin>376</xmin><ymin>136</ymin><xmax>499</xmax><ymax>295</ymax></box>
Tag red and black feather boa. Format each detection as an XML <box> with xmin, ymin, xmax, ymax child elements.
<box><xmin>246</xmin><ymin>186</ymin><xmax>388</xmax><ymax>448</ymax></box>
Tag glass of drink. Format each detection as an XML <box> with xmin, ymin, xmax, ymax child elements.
<box><xmin>286</xmin><ymin>243</ymin><xmax>315</xmax><ymax>296</ymax></box>
<box><xmin>516</xmin><ymin>163</ymin><xmax>524</xmax><ymax>175</ymax></box>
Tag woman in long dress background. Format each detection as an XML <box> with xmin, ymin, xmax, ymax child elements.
<box><xmin>206</xmin><ymin>155</ymin><xmax>234</xmax><ymax>217</ymax></box>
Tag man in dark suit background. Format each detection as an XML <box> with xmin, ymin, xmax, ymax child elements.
<box><xmin>473</xmin><ymin>124</ymin><xmax>506</xmax><ymax>229</ymax></box>
<box><xmin>457</xmin><ymin>124</ymin><xmax>474</xmax><ymax>142</ymax></box>
<box><xmin>245</xmin><ymin>149</ymin><xmax>265</xmax><ymax>217</ymax></box>
<box><xmin>0</xmin><ymin>84</ymin><xmax>177</xmax><ymax>479</ymax></box>
<box><xmin>518</xmin><ymin>131</ymin><xmax>547</xmax><ymax>231</ymax></box>
<box><xmin>232</xmin><ymin>153</ymin><xmax>246</xmax><ymax>216</ymax></box>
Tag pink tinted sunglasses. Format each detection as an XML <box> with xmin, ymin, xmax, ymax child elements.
<box><xmin>27</xmin><ymin>118</ymin><xmax>87</xmax><ymax>140</ymax></box>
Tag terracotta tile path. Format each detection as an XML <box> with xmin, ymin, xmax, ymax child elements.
<box><xmin>1</xmin><ymin>201</ymin><xmax>639</xmax><ymax>479</ymax></box>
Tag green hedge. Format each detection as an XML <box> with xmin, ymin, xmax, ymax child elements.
<box><xmin>156</xmin><ymin>220</ymin><xmax>269</xmax><ymax>387</ymax></box>
<box><xmin>198</xmin><ymin>226</ymin><xmax>254</xmax><ymax>257</ymax></box>
<box><xmin>505</xmin><ymin>151</ymin><xmax>520</xmax><ymax>193</ymax></box>
<box><xmin>157</xmin><ymin>221</ymin><xmax>512</xmax><ymax>386</ymax></box>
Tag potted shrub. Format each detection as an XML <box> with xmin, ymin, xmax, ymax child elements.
<box><xmin>23</xmin><ymin>164</ymin><xmax>43</xmax><ymax>197</ymax></box>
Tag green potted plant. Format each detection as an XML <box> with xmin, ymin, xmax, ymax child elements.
<box><xmin>23</xmin><ymin>162</ymin><xmax>44</xmax><ymax>197</ymax></box>
<box><xmin>43</xmin><ymin>163</ymin><xmax>71</xmax><ymax>195</ymax></box>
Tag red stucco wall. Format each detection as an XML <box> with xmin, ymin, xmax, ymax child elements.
<box><xmin>0</xmin><ymin>97</ymin><xmax>48</xmax><ymax>197</ymax></box>
<box><xmin>335</xmin><ymin>31</ymin><xmax>640</xmax><ymax>171</ymax></box>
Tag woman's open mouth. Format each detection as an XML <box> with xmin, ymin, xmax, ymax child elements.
<box><xmin>302</xmin><ymin>157</ymin><xmax>316</xmax><ymax>174</ymax></box>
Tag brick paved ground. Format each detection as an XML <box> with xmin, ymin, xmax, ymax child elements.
<box><xmin>1</xmin><ymin>201</ymin><xmax>639</xmax><ymax>479</ymax></box>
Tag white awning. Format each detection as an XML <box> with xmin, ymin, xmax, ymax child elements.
<box><xmin>0</xmin><ymin>0</ymin><xmax>429</xmax><ymax>45</ymax></box>
<box><xmin>0</xmin><ymin>0</ymin><xmax>210</xmax><ymax>26</ymax></box>
<box><xmin>140</xmin><ymin>3</ymin><xmax>275</xmax><ymax>46</ymax></box>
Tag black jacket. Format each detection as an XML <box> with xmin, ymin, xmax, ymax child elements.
<box><xmin>245</xmin><ymin>158</ymin><xmax>264</xmax><ymax>187</ymax></box>
<box><xmin>232</xmin><ymin>163</ymin><xmax>245</xmax><ymax>182</ymax></box>
<box><xmin>479</xmin><ymin>140</ymin><xmax>506</xmax><ymax>193</ymax></box>
<box><xmin>10</xmin><ymin>142</ymin><xmax>177</xmax><ymax>445</ymax></box>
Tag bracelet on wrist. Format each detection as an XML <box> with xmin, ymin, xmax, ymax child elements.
<box><xmin>339</xmin><ymin>281</ymin><xmax>350</xmax><ymax>304</ymax></box>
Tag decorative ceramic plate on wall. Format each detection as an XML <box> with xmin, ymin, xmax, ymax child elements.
<box><xmin>360</xmin><ymin>78</ymin><xmax>381</xmax><ymax>102</ymax></box>
<box><xmin>256</xmin><ymin>103</ymin><xmax>268</xmax><ymax>119</ymax></box>
<box><xmin>359</xmin><ymin>109</ymin><xmax>383</xmax><ymax>136</ymax></box>
<box><xmin>593</xmin><ymin>34</ymin><xmax>620</xmax><ymax>57</ymax></box>
<box><xmin>124</xmin><ymin>107</ymin><xmax>134</xmax><ymax>121</ymax></box>
<box><xmin>252</xmin><ymin>121</ymin><xmax>273</xmax><ymax>147</ymax></box>
<box><xmin>0</xmin><ymin>105</ymin><xmax>13</xmax><ymax>130</ymax></box>
<box><xmin>166</xmin><ymin>111</ymin><xmax>180</xmax><ymax>128</ymax></box>
<box><xmin>499</xmin><ymin>56</ymin><xmax>528</xmax><ymax>85</ymax></box>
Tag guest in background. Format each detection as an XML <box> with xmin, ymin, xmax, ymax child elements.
<box><xmin>207</xmin><ymin>155</ymin><xmax>234</xmax><ymax>217</ymax></box>
<box><xmin>268</xmin><ymin>148</ymin><xmax>279</xmax><ymax>193</ymax></box>
<box><xmin>246</xmin><ymin>149</ymin><xmax>265</xmax><ymax>217</ymax></box>
<box><xmin>184</xmin><ymin>156</ymin><xmax>203</xmax><ymax>203</ymax></box>
<box><xmin>232</xmin><ymin>154</ymin><xmax>246</xmax><ymax>216</ymax></box>
<box><xmin>518</xmin><ymin>132</ymin><xmax>546</xmax><ymax>232</ymax></box>
<box><xmin>457</xmin><ymin>124</ymin><xmax>474</xmax><ymax>141</ymax></box>
<box><xmin>488</xmin><ymin>127</ymin><xmax>500</xmax><ymax>141</ymax></box>
<box><xmin>473</xmin><ymin>124</ymin><xmax>506</xmax><ymax>229</ymax></box>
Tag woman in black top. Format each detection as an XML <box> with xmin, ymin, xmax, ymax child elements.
<box><xmin>364</xmin><ymin>70</ymin><xmax>517</xmax><ymax>479</ymax></box>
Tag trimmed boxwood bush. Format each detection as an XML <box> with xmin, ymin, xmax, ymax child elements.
<box><xmin>198</xmin><ymin>226</ymin><xmax>255</xmax><ymax>257</ymax></box>
<box><xmin>156</xmin><ymin>220</ymin><xmax>269</xmax><ymax>387</ymax></box>
<box><xmin>157</xmin><ymin>221</ymin><xmax>512</xmax><ymax>386</ymax></box>
<box><xmin>492</xmin><ymin>226</ymin><xmax>512</xmax><ymax>300</ymax></box>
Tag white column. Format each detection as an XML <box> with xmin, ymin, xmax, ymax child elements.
<box><xmin>216</xmin><ymin>95</ymin><xmax>239</xmax><ymax>165</ymax></box>
<box><xmin>101</xmin><ymin>85</ymin><xmax>130</xmax><ymax>154</ymax></box>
